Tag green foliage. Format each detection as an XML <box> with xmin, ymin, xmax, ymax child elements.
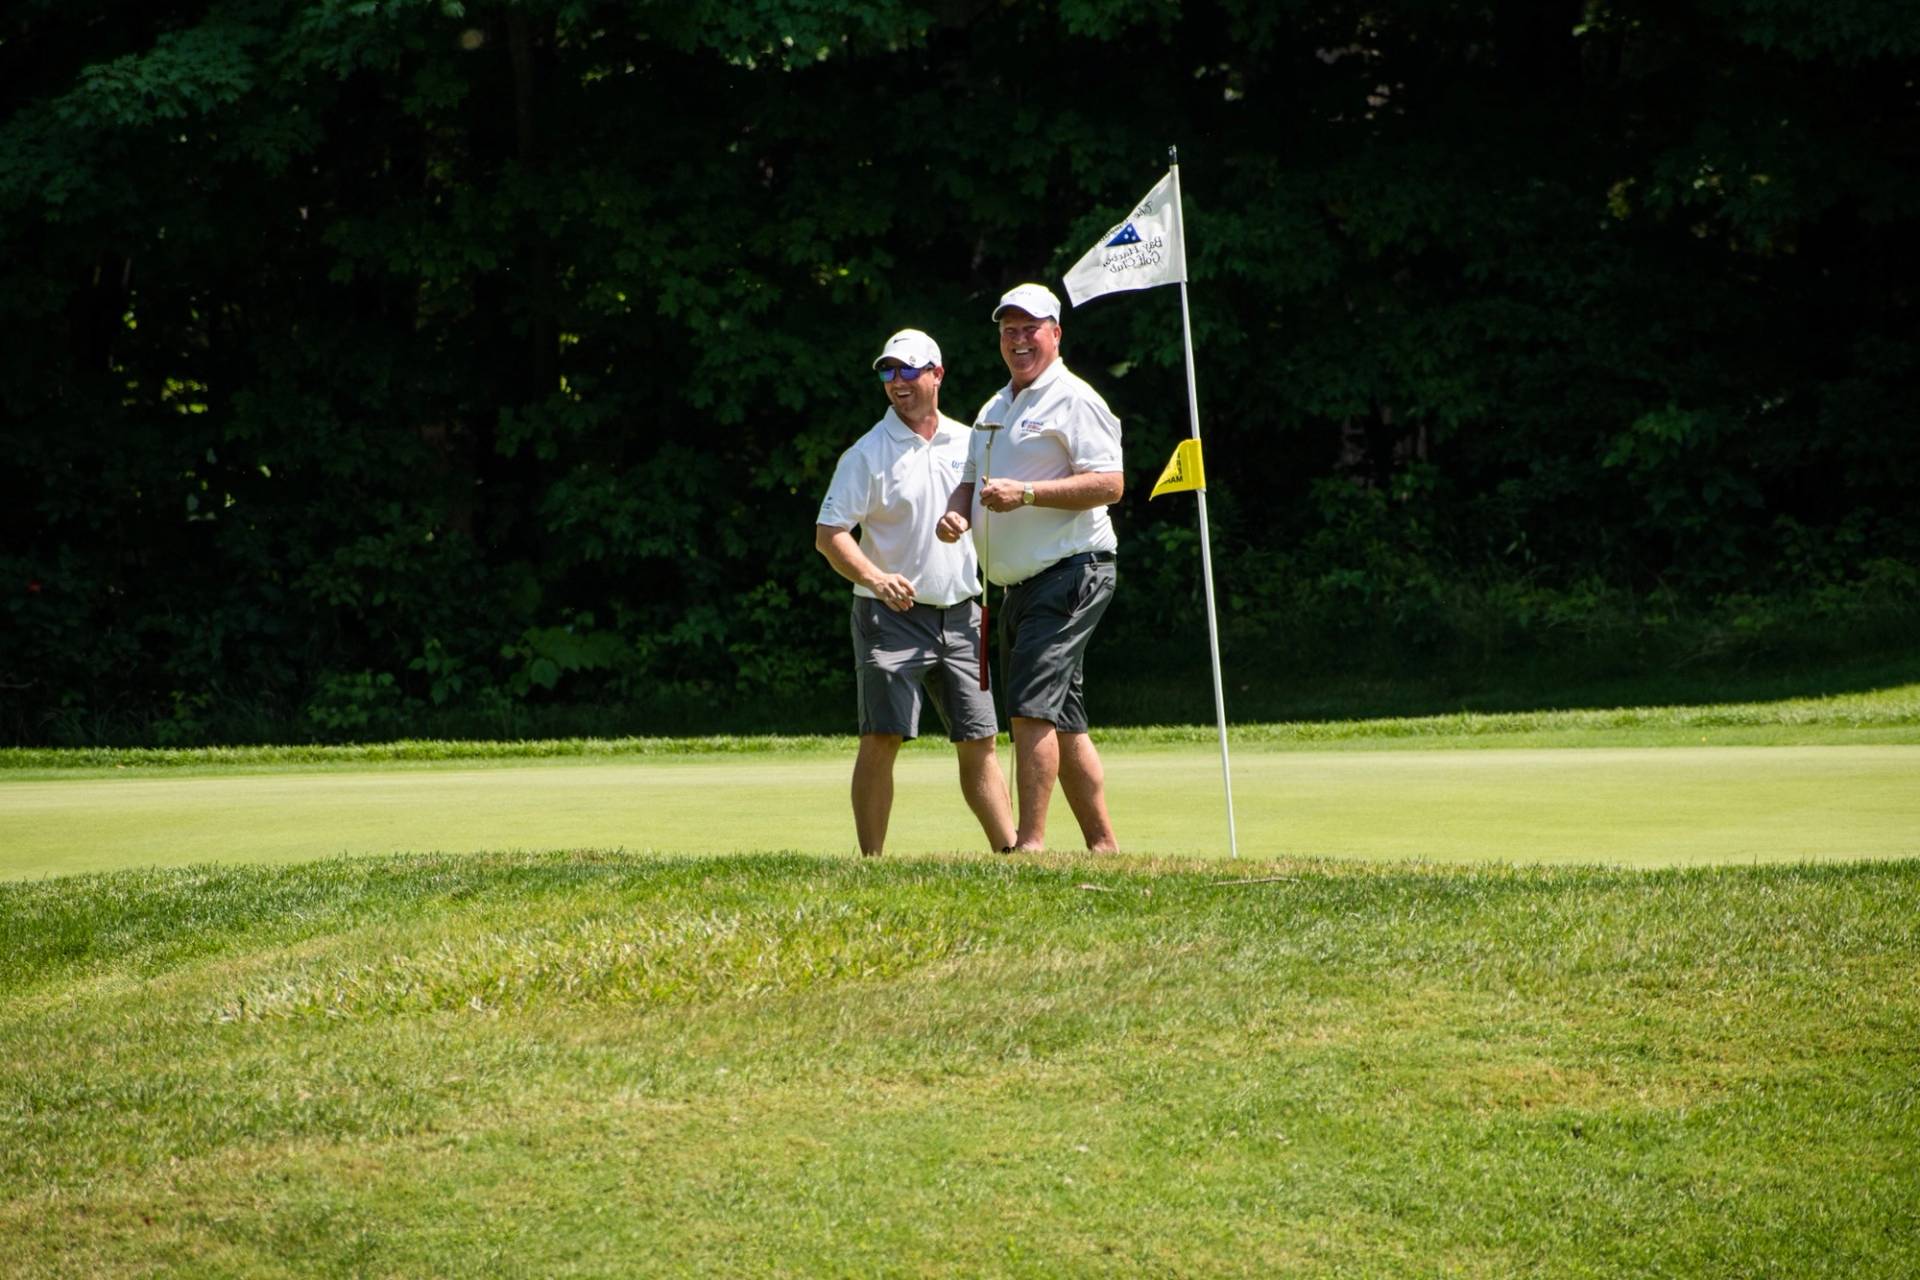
<box><xmin>2</xmin><ymin>0</ymin><xmax>1917</xmax><ymax>743</ymax></box>
<box><xmin>500</xmin><ymin>616</ymin><xmax>632</xmax><ymax>696</ymax></box>
<box><xmin>304</xmin><ymin>670</ymin><xmax>405</xmax><ymax>736</ymax></box>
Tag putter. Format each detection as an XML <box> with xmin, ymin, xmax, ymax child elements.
<box><xmin>973</xmin><ymin>419</ymin><xmax>1006</xmax><ymax>691</ymax></box>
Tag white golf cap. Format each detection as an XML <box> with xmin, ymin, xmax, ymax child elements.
<box><xmin>991</xmin><ymin>282</ymin><xmax>1062</xmax><ymax>322</ymax></box>
<box><xmin>872</xmin><ymin>328</ymin><xmax>942</xmax><ymax>370</ymax></box>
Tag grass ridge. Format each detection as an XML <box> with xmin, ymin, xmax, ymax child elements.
<box><xmin>2</xmin><ymin>851</ymin><xmax>1915</xmax><ymax>1276</ymax></box>
<box><xmin>4</xmin><ymin>682</ymin><xmax>1917</xmax><ymax>771</ymax></box>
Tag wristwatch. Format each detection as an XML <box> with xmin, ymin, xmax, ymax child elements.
<box><xmin>1021</xmin><ymin>483</ymin><xmax>1035</xmax><ymax>506</ymax></box>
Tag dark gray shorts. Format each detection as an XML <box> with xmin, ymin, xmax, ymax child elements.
<box><xmin>1000</xmin><ymin>555</ymin><xmax>1116</xmax><ymax>735</ymax></box>
<box><xmin>851</xmin><ymin>599</ymin><xmax>999</xmax><ymax>743</ymax></box>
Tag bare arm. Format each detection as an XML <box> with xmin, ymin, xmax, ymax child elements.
<box><xmin>978</xmin><ymin>471</ymin><xmax>1124</xmax><ymax>513</ymax></box>
<box><xmin>936</xmin><ymin>481</ymin><xmax>975</xmax><ymax>543</ymax></box>
<box><xmin>814</xmin><ymin>524</ymin><xmax>915</xmax><ymax>610</ymax></box>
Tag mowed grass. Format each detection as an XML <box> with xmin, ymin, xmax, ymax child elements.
<box><xmin>4</xmin><ymin>744</ymin><xmax>1920</xmax><ymax>880</ymax></box>
<box><xmin>4</xmin><ymin>690</ymin><xmax>1918</xmax><ymax>1274</ymax></box>
<box><xmin>6</xmin><ymin>681</ymin><xmax>1920</xmax><ymax>879</ymax></box>
<box><xmin>2</xmin><ymin>851</ymin><xmax>1915</xmax><ymax>1277</ymax></box>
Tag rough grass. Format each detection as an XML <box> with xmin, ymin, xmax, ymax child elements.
<box><xmin>3</xmin><ymin>851</ymin><xmax>1915</xmax><ymax>1277</ymax></box>
<box><xmin>5</xmin><ymin>679</ymin><xmax>1917</xmax><ymax>772</ymax></box>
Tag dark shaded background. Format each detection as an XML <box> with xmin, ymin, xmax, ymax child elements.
<box><xmin>3</xmin><ymin>0</ymin><xmax>1916</xmax><ymax>744</ymax></box>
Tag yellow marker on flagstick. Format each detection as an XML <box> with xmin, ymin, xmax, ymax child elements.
<box><xmin>1150</xmin><ymin>438</ymin><xmax>1206</xmax><ymax>499</ymax></box>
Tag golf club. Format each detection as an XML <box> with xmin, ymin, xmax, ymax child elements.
<box><xmin>973</xmin><ymin>419</ymin><xmax>1006</xmax><ymax>691</ymax></box>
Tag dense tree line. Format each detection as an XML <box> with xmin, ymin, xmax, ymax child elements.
<box><xmin>3</xmin><ymin>0</ymin><xmax>1917</xmax><ymax>744</ymax></box>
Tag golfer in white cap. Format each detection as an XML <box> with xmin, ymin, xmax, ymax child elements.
<box><xmin>816</xmin><ymin>328</ymin><xmax>1017</xmax><ymax>857</ymax></box>
<box><xmin>937</xmin><ymin>284</ymin><xmax>1124</xmax><ymax>853</ymax></box>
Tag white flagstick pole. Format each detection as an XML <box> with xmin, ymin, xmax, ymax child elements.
<box><xmin>1168</xmin><ymin>147</ymin><xmax>1238</xmax><ymax>858</ymax></box>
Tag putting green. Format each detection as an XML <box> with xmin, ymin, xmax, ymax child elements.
<box><xmin>3</xmin><ymin>743</ymin><xmax>1916</xmax><ymax>879</ymax></box>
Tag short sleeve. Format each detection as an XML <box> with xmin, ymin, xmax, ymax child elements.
<box><xmin>815</xmin><ymin>444</ymin><xmax>872</xmax><ymax>529</ymax></box>
<box><xmin>1065</xmin><ymin>392</ymin><xmax>1123</xmax><ymax>474</ymax></box>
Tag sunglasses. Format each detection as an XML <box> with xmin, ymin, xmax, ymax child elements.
<box><xmin>877</xmin><ymin>364</ymin><xmax>934</xmax><ymax>383</ymax></box>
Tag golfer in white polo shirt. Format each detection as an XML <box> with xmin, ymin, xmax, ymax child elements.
<box><xmin>937</xmin><ymin>284</ymin><xmax>1123</xmax><ymax>854</ymax></box>
<box><xmin>815</xmin><ymin>328</ymin><xmax>1017</xmax><ymax>857</ymax></box>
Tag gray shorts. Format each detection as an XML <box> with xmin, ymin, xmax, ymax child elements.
<box><xmin>1000</xmin><ymin>554</ymin><xmax>1116</xmax><ymax>735</ymax></box>
<box><xmin>851</xmin><ymin>598</ymin><xmax>999</xmax><ymax>742</ymax></box>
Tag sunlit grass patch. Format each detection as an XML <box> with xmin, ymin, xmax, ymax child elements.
<box><xmin>216</xmin><ymin>902</ymin><xmax>983</xmax><ymax>1021</ymax></box>
<box><xmin>2</xmin><ymin>853</ymin><xmax>1915</xmax><ymax>1277</ymax></box>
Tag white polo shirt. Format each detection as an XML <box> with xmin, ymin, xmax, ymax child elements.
<box><xmin>817</xmin><ymin>409</ymin><xmax>980</xmax><ymax>608</ymax></box>
<box><xmin>962</xmin><ymin>360</ymin><xmax>1123</xmax><ymax>585</ymax></box>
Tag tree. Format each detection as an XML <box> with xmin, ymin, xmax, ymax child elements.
<box><xmin>3</xmin><ymin>0</ymin><xmax>1916</xmax><ymax>743</ymax></box>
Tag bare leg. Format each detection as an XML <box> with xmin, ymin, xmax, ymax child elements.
<box><xmin>1010</xmin><ymin>716</ymin><xmax>1059</xmax><ymax>851</ymax></box>
<box><xmin>1057</xmin><ymin>730</ymin><xmax>1118</xmax><ymax>852</ymax></box>
<box><xmin>955</xmin><ymin>735</ymin><xmax>1016</xmax><ymax>850</ymax></box>
<box><xmin>852</xmin><ymin>734</ymin><xmax>902</xmax><ymax>856</ymax></box>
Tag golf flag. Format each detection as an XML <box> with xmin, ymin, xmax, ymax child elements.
<box><xmin>1150</xmin><ymin>439</ymin><xmax>1206</xmax><ymax>499</ymax></box>
<box><xmin>1062</xmin><ymin>169</ymin><xmax>1187</xmax><ymax>307</ymax></box>
<box><xmin>1060</xmin><ymin>149</ymin><xmax>1238</xmax><ymax>858</ymax></box>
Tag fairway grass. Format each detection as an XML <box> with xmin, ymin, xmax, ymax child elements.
<box><xmin>3</xmin><ymin>744</ymin><xmax>1919</xmax><ymax>880</ymax></box>
<box><xmin>6</xmin><ymin>681</ymin><xmax>1919</xmax><ymax>880</ymax></box>
<box><xmin>2</xmin><ymin>852</ymin><xmax>1915</xmax><ymax>1277</ymax></box>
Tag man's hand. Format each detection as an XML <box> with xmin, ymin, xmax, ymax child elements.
<box><xmin>936</xmin><ymin>511</ymin><xmax>970</xmax><ymax>543</ymax></box>
<box><xmin>868</xmin><ymin>572</ymin><xmax>916</xmax><ymax>611</ymax></box>
<box><xmin>979</xmin><ymin>478</ymin><xmax>1027</xmax><ymax>512</ymax></box>
<box><xmin>819</xmin><ymin>524</ymin><xmax>916</xmax><ymax>610</ymax></box>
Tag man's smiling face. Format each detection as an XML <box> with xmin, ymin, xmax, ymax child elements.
<box><xmin>998</xmin><ymin>308</ymin><xmax>1061</xmax><ymax>392</ymax></box>
<box><xmin>878</xmin><ymin>359</ymin><xmax>942</xmax><ymax>423</ymax></box>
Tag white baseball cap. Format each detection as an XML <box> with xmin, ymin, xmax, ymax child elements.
<box><xmin>991</xmin><ymin>283</ymin><xmax>1062</xmax><ymax>322</ymax></box>
<box><xmin>872</xmin><ymin>328</ymin><xmax>942</xmax><ymax>370</ymax></box>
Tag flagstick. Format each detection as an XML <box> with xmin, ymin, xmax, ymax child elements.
<box><xmin>1169</xmin><ymin>151</ymin><xmax>1238</xmax><ymax>858</ymax></box>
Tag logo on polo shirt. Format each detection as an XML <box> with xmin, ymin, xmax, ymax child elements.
<box><xmin>1018</xmin><ymin>418</ymin><xmax>1046</xmax><ymax>438</ymax></box>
